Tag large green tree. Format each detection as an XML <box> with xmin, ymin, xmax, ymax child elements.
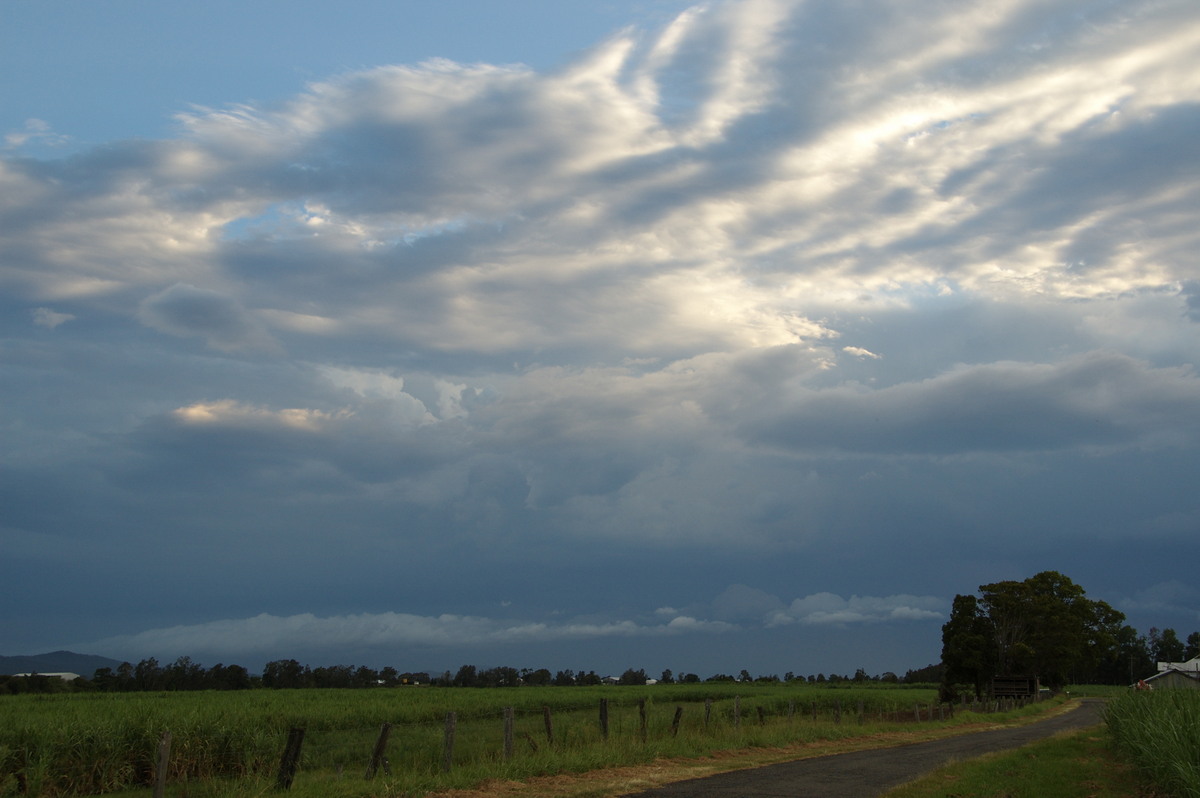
<box><xmin>1148</xmin><ymin>627</ymin><xmax>1186</xmax><ymax>663</ymax></box>
<box><xmin>941</xmin><ymin>571</ymin><xmax>1125</xmax><ymax>691</ymax></box>
<box><xmin>939</xmin><ymin>594</ymin><xmax>996</xmax><ymax>699</ymax></box>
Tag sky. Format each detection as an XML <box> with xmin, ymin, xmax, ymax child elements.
<box><xmin>2</xmin><ymin>0</ymin><xmax>1199</xmax><ymax>681</ymax></box>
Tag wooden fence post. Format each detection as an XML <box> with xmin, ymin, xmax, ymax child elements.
<box><xmin>834</xmin><ymin>700</ymin><xmax>842</xmax><ymax>724</ymax></box>
<box><xmin>704</xmin><ymin>698</ymin><xmax>712</xmax><ymax>728</ymax></box>
<box><xmin>734</xmin><ymin>695</ymin><xmax>741</xmax><ymax>730</ymax></box>
<box><xmin>599</xmin><ymin>698</ymin><xmax>609</xmax><ymax>740</ymax></box>
<box><xmin>638</xmin><ymin>699</ymin><xmax>647</xmax><ymax>743</ymax></box>
<box><xmin>543</xmin><ymin>705</ymin><xmax>555</xmax><ymax>746</ymax></box>
<box><xmin>442</xmin><ymin>712</ymin><xmax>457</xmax><ymax>773</ymax></box>
<box><xmin>756</xmin><ymin>706</ymin><xmax>766</xmax><ymax>726</ymax></box>
<box><xmin>503</xmin><ymin>707</ymin><xmax>515</xmax><ymax>761</ymax></box>
<box><xmin>671</xmin><ymin>706</ymin><xmax>683</xmax><ymax>737</ymax></box>
<box><xmin>276</xmin><ymin>727</ymin><xmax>305</xmax><ymax>790</ymax></box>
<box><xmin>364</xmin><ymin>722</ymin><xmax>392</xmax><ymax>779</ymax></box>
<box><xmin>857</xmin><ymin>700</ymin><xmax>865</xmax><ymax>725</ymax></box>
<box><xmin>913</xmin><ymin>703</ymin><xmax>921</xmax><ymax>722</ymax></box>
<box><xmin>788</xmin><ymin>700</ymin><xmax>795</xmax><ymax>721</ymax></box>
<box><xmin>153</xmin><ymin>731</ymin><xmax>171</xmax><ymax>798</ymax></box>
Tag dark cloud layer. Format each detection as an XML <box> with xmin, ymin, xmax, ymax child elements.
<box><xmin>3</xmin><ymin>0</ymin><xmax>1199</xmax><ymax>676</ymax></box>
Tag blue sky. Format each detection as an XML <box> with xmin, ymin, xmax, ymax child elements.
<box><xmin>3</xmin><ymin>0</ymin><xmax>1199</xmax><ymax>679</ymax></box>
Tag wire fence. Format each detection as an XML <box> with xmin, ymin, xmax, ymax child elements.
<box><xmin>3</xmin><ymin>689</ymin><xmax>1046</xmax><ymax>797</ymax></box>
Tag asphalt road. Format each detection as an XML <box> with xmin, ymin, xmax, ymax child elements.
<box><xmin>622</xmin><ymin>699</ymin><xmax>1106</xmax><ymax>798</ymax></box>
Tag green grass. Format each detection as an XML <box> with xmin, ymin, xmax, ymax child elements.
<box><xmin>2</xmin><ymin>683</ymin><xmax>1060</xmax><ymax>798</ymax></box>
<box><xmin>881</xmin><ymin>727</ymin><xmax>1148</xmax><ymax>798</ymax></box>
<box><xmin>1105</xmin><ymin>689</ymin><xmax>1200</xmax><ymax>798</ymax></box>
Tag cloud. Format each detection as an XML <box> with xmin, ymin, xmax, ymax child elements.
<box><xmin>1119</xmin><ymin>581</ymin><xmax>1200</xmax><ymax>622</ymax></box>
<box><xmin>742</xmin><ymin>352</ymin><xmax>1200</xmax><ymax>455</ymax></box>
<box><xmin>768</xmin><ymin>593</ymin><xmax>946</xmax><ymax>626</ymax></box>
<box><xmin>82</xmin><ymin>609</ymin><xmax>738</xmax><ymax>661</ymax></box>
<box><xmin>171</xmin><ymin>400</ymin><xmax>343</xmax><ymax>432</ymax></box>
<box><xmin>4</xmin><ymin>0</ymin><xmax>1200</xmax><ymax>673</ymax></box>
<box><xmin>712</xmin><ymin>584</ymin><xmax>786</xmax><ymax>622</ymax></box>
<box><xmin>139</xmin><ymin>283</ymin><xmax>279</xmax><ymax>352</ymax></box>
<box><xmin>3</xmin><ymin>118</ymin><xmax>69</xmax><ymax>150</ymax></box>
<box><xmin>31</xmin><ymin>307</ymin><xmax>74</xmax><ymax>329</ymax></box>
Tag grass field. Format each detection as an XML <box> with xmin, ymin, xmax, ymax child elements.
<box><xmin>1104</xmin><ymin>688</ymin><xmax>1200</xmax><ymax>798</ymax></box>
<box><xmin>0</xmin><ymin>681</ymin><xmax>1022</xmax><ymax>797</ymax></box>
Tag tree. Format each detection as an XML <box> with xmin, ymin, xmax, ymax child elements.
<box><xmin>210</xmin><ymin>663</ymin><xmax>251</xmax><ymax>690</ymax></box>
<box><xmin>660</xmin><ymin>669</ymin><xmax>675</xmax><ymax>684</ymax></box>
<box><xmin>940</xmin><ymin>594</ymin><xmax>996</xmax><ymax>699</ymax></box>
<box><xmin>942</xmin><ymin>571</ymin><xmax>1125</xmax><ymax>691</ymax></box>
<box><xmin>1149</xmin><ymin>628</ymin><xmax>1185</xmax><ymax>663</ymax></box>
<box><xmin>262</xmin><ymin>659</ymin><xmax>310</xmax><ymax>689</ymax></box>
<box><xmin>163</xmin><ymin>656</ymin><xmax>205</xmax><ymax>690</ymax></box>
<box><xmin>1093</xmin><ymin>624</ymin><xmax>1153</xmax><ymax>685</ymax></box>
<box><xmin>523</xmin><ymin>668</ymin><xmax>552</xmax><ymax>686</ymax></box>
<box><xmin>618</xmin><ymin>668</ymin><xmax>647</xmax><ymax>685</ymax></box>
<box><xmin>134</xmin><ymin>658</ymin><xmax>163</xmax><ymax>691</ymax></box>
<box><xmin>452</xmin><ymin>664</ymin><xmax>478</xmax><ymax>688</ymax></box>
<box><xmin>351</xmin><ymin>666</ymin><xmax>380</xmax><ymax>688</ymax></box>
<box><xmin>1186</xmin><ymin>631</ymin><xmax>1200</xmax><ymax>660</ymax></box>
<box><xmin>479</xmin><ymin>666</ymin><xmax>520</xmax><ymax>687</ymax></box>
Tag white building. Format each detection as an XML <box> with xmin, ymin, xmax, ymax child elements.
<box><xmin>1156</xmin><ymin>656</ymin><xmax>1200</xmax><ymax>673</ymax></box>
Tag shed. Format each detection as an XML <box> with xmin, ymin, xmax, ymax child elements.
<box><xmin>991</xmin><ymin>675</ymin><xmax>1040</xmax><ymax>699</ymax></box>
<box><xmin>1140</xmin><ymin>668</ymin><xmax>1200</xmax><ymax>690</ymax></box>
<box><xmin>11</xmin><ymin>672</ymin><xmax>81</xmax><ymax>681</ymax></box>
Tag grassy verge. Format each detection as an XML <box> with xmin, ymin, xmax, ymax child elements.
<box><xmin>880</xmin><ymin>727</ymin><xmax>1150</xmax><ymax>798</ymax></box>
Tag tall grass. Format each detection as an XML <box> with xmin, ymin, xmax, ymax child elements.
<box><xmin>2</xmin><ymin>683</ymin><xmax>1035</xmax><ymax>797</ymax></box>
<box><xmin>1105</xmin><ymin>689</ymin><xmax>1200</xmax><ymax>798</ymax></box>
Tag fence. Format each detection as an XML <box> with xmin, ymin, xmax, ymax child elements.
<box><xmin>132</xmin><ymin>693</ymin><xmax>1041</xmax><ymax>794</ymax></box>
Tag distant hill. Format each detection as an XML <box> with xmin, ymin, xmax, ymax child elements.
<box><xmin>0</xmin><ymin>650</ymin><xmax>125</xmax><ymax>677</ymax></box>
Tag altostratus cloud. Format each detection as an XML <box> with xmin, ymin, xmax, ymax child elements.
<box><xmin>80</xmin><ymin>590</ymin><xmax>942</xmax><ymax>660</ymax></box>
<box><xmin>82</xmin><ymin>611</ymin><xmax>735</xmax><ymax>659</ymax></box>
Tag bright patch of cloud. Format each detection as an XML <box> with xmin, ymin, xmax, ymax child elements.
<box><xmin>84</xmin><ymin>609</ymin><xmax>737</xmax><ymax>659</ymax></box>
<box><xmin>31</xmin><ymin>307</ymin><xmax>74</xmax><ymax>329</ymax></box>
<box><xmin>172</xmin><ymin>400</ymin><xmax>344</xmax><ymax>432</ymax></box>
<box><xmin>768</xmin><ymin>593</ymin><xmax>946</xmax><ymax>626</ymax></box>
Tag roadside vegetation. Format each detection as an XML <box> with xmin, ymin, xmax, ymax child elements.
<box><xmin>0</xmin><ymin>682</ymin><xmax>1056</xmax><ymax>797</ymax></box>
<box><xmin>1105</xmin><ymin>689</ymin><xmax>1200</xmax><ymax>798</ymax></box>
<box><xmin>881</xmin><ymin>726</ymin><xmax>1148</xmax><ymax>798</ymax></box>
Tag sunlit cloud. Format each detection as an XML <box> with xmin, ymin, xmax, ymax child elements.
<box><xmin>767</xmin><ymin>593</ymin><xmax>946</xmax><ymax>627</ymax></box>
<box><xmin>31</xmin><ymin>307</ymin><xmax>74</xmax><ymax>329</ymax></box>
<box><xmin>82</xmin><ymin>609</ymin><xmax>738</xmax><ymax>660</ymax></box>
<box><xmin>4</xmin><ymin>0</ymin><xmax>1200</xmax><ymax>674</ymax></box>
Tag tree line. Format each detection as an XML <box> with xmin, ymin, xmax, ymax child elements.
<box><xmin>2</xmin><ymin>657</ymin><xmax>935</xmax><ymax>695</ymax></box>
<box><xmin>939</xmin><ymin>570</ymin><xmax>1198</xmax><ymax>700</ymax></box>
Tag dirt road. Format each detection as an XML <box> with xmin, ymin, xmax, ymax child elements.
<box><xmin>622</xmin><ymin>699</ymin><xmax>1105</xmax><ymax>797</ymax></box>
